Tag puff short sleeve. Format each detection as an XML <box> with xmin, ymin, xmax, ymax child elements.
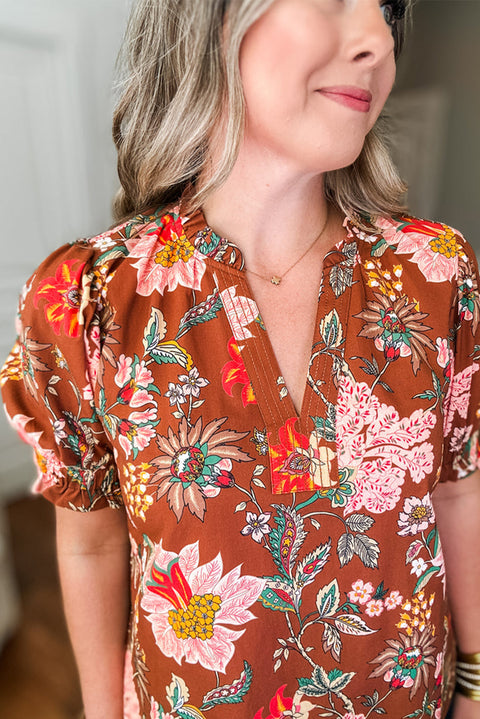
<box><xmin>438</xmin><ymin>237</ymin><xmax>480</xmax><ymax>482</ymax></box>
<box><xmin>0</xmin><ymin>242</ymin><xmax>122</xmax><ymax>511</ymax></box>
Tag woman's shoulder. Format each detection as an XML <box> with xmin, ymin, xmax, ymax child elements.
<box><xmin>25</xmin><ymin>204</ymin><xmax>186</xmax><ymax>294</ymax></box>
<box><xmin>19</xmin><ymin>202</ymin><xmax>201</xmax><ymax>332</ymax></box>
<box><xmin>350</xmin><ymin>212</ymin><xmax>478</xmax><ymax>287</ymax></box>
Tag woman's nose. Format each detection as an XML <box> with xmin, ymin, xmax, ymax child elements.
<box><xmin>343</xmin><ymin>1</ymin><xmax>396</xmax><ymax>67</ymax></box>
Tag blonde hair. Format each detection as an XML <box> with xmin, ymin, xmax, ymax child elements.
<box><xmin>112</xmin><ymin>0</ymin><xmax>413</xmax><ymax>223</ymax></box>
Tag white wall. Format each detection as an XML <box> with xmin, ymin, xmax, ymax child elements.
<box><xmin>0</xmin><ymin>0</ymin><xmax>130</xmax><ymax>498</ymax></box>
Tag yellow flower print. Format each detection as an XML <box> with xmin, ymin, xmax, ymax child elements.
<box><xmin>123</xmin><ymin>462</ymin><xmax>154</xmax><ymax>521</ymax></box>
<box><xmin>364</xmin><ymin>258</ymin><xmax>403</xmax><ymax>301</ymax></box>
<box><xmin>396</xmin><ymin>591</ymin><xmax>435</xmax><ymax>637</ymax></box>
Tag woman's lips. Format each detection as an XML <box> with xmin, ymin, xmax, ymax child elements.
<box><xmin>318</xmin><ymin>86</ymin><xmax>373</xmax><ymax>113</ymax></box>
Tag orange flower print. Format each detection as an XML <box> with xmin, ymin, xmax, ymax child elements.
<box><xmin>269</xmin><ymin>417</ymin><xmax>316</xmax><ymax>493</ymax></box>
<box><xmin>35</xmin><ymin>259</ymin><xmax>86</xmax><ymax>337</ymax></box>
<box><xmin>221</xmin><ymin>336</ymin><xmax>256</xmax><ymax>407</ymax></box>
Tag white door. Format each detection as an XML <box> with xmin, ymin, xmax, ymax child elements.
<box><xmin>0</xmin><ymin>0</ymin><xmax>129</xmax><ymax>497</ymax></box>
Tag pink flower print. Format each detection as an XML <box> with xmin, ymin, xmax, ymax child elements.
<box><xmin>126</xmin><ymin>216</ymin><xmax>206</xmax><ymax>297</ymax></box>
<box><xmin>123</xmin><ymin>649</ymin><xmax>141</xmax><ymax>719</ymax></box>
<box><xmin>449</xmin><ymin>425</ymin><xmax>473</xmax><ymax>454</ymax></box>
<box><xmin>337</xmin><ymin>377</ymin><xmax>436</xmax><ymax>514</ymax></box>
<box><xmin>141</xmin><ymin>540</ymin><xmax>264</xmax><ymax>673</ymax></box>
<box><xmin>118</xmin><ymin>408</ymin><xmax>157</xmax><ymax>459</ymax></box>
<box><xmin>377</xmin><ymin>216</ymin><xmax>465</xmax><ymax>283</ymax></box>
<box><xmin>5</xmin><ymin>412</ymin><xmax>65</xmax><ymax>492</ymax></box>
<box><xmin>365</xmin><ymin>599</ymin><xmax>384</xmax><ymax>617</ymax></box>
<box><xmin>384</xmin><ymin>668</ymin><xmax>414</xmax><ymax>690</ymax></box>
<box><xmin>342</xmin><ymin>714</ymin><xmax>366</xmax><ymax>719</ymax></box>
<box><xmin>220</xmin><ymin>286</ymin><xmax>259</xmax><ymax>341</ymax></box>
<box><xmin>348</xmin><ymin>579</ymin><xmax>374</xmax><ymax>605</ymax></box>
<box><xmin>435</xmin><ymin>337</ymin><xmax>450</xmax><ymax>369</ymax></box>
<box><xmin>150</xmin><ymin>698</ymin><xmax>173</xmax><ymax>719</ymax></box>
<box><xmin>443</xmin><ymin>362</ymin><xmax>479</xmax><ymax>436</ymax></box>
<box><xmin>115</xmin><ymin>353</ymin><xmax>133</xmax><ymax>386</ymax></box>
<box><xmin>397</xmin><ymin>494</ymin><xmax>435</xmax><ymax>536</ymax></box>
<box><xmin>435</xmin><ymin>651</ymin><xmax>444</xmax><ymax>679</ymax></box>
<box><xmin>115</xmin><ymin>355</ymin><xmax>155</xmax><ymax>408</ymax></box>
<box><xmin>89</xmin><ymin>221</ymin><xmax>130</xmax><ymax>251</ymax></box>
<box><xmin>385</xmin><ymin>590</ymin><xmax>403</xmax><ymax>611</ymax></box>
<box><xmin>203</xmin><ymin>458</ymin><xmax>234</xmax><ymax>498</ymax></box>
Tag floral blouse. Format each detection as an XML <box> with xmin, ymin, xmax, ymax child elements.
<box><xmin>2</xmin><ymin>203</ymin><xmax>480</xmax><ymax>719</ymax></box>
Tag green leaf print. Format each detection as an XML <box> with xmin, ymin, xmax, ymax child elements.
<box><xmin>176</xmin><ymin>289</ymin><xmax>223</xmax><ymax>339</ymax></box>
<box><xmin>269</xmin><ymin>505</ymin><xmax>307</xmax><ymax>578</ymax></box>
<box><xmin>201</xmin><ymin>661</ymin><xmax>253</xmax><ymax>710</ymax></box>
<box><xmin>260</xmin><ymin>576</ymin><xmax>297</xmax><ymax>613</ymax></box>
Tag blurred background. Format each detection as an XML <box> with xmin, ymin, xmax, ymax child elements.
<box><xmin>0</xmin><ymin>0</ymin><xmax>479</xmax><ymax>716</ymax></box>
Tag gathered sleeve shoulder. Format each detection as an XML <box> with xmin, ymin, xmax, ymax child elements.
<box><xmin>0</xmin><ymin>238</ymin><xmax>124</xmax><ymax>511</ymax></box>
<box><xmin>439</xmin><ymin>233</ymin><xmax>480</xmax><ymax>483</ymax></box>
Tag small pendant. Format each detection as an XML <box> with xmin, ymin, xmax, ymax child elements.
<box><xmin>270</xmin><ymin>275</ymin><xmax>281</xmax><ymax>286</ymax></box>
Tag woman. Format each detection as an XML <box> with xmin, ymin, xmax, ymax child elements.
<box><xmin>2</xmin><ymin>1</ymin><xmax>480</xmax><ymax>717</ymax></box>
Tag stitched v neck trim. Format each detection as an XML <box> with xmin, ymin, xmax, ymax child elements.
<box><xmin>183</xmin><ymin>208</ymin><xmax>358</xmax><ymax>495</ymax></box>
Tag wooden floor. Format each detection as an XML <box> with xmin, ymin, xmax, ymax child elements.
<box><xmin>0</xmin><ymin>496</ymin><xmax>82</xmax><ymax>719</ymax></box>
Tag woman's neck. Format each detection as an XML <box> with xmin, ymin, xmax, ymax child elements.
<box><xmin>201</xmin><ymin>148</ymin><xmax>333</xmax><ymax>270</ymax></box>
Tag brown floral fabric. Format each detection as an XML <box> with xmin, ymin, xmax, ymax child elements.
<box><xmin>2</xmin><ymin>205</ymin><xmax>480</xmax><ymax>719</ymax></box>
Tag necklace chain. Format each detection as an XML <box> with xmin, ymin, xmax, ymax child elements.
<box><xmin>246</xmin><ymin>210</ymin><xmax>330</xmax><ymax>286</ymax></box>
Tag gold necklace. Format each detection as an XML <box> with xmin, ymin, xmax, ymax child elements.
<box><xmin>246</xmin><ymin>210</ymin><xmax>329</xmax><ymax>286</ymax></box>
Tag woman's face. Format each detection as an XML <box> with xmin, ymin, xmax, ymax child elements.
<box><xmin>238</xmin><ymin>0</ymin><xmax>397</xmax><ymax>175</ymax></box>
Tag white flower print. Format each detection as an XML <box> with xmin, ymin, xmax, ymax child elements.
<box><xmin>178</xmin><ymin>367</ymin><xmax>209</xmax><ymax>397</ymax></box>
<box><xmin>397</xmin><ymin>494</ymin><xmax>435</xmax><ymax>536</ymax></box>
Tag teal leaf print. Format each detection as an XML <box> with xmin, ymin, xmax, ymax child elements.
<box><xmin>176</xmin><ymin>289</ymin><xmax>223</xmax><ymax>339</ymax></box>
<box><xmin>260</xmin><ymin>576</ymin><xmax>296</xmax><ymax>613</ymax></box>
<box><xmin>269</xmin><ymin>504</ymin><xmax>307</xmax><ymax>578</ymax></box>
<box><xmin>143</xmin><ymin>307</ymin><xmax>193</xmax><ymax>370</ymax></box>
<box><xmin>294</xmin><ymin>540</ymin><xmax>331</xmax><ymax>589</ymax></box>
<box><xmin>94</xmin><ymin>246</ymin><xmax>129</xmax><ymax>265</ymax></box>
<box><xmin>150</xmin><ymin>341</ymin><xmax>192</xmax><ymax>369</ymax></box>
<box><xmin>311</xmin><ymin>411</ymin><xmax>336</xmax><ymax>443</ymax></box>
<box><xmin>327</xmin><ymin>667</ymin><xmax>356</xmax><ymax>692</ymax></box>
<box><xmin>370</xmin><ymin>236</ymin><xmax>395</xmax><ymax>257</ymax></box>
<box><xmin>298</xmin><ymin>666</ymin><xmax>355</xmax><ymax>697</ymax></box>
<box><xmin>297</xmin><ymin>674</ymin><xmax>328</xmax><ymax>698</ymax></box>
<box><xmin>318</xmin><ymin>309</ymin><xmax>343</xmax><ymax>348</ymax></box>
<box><xmin>201</xmin><ymin>661</ymin><xmax>253</xmax><ymax>710</ymax></box>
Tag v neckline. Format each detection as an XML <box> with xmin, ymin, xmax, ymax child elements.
<box><xmin>183</xmin><ymin>206</ymin><xmax>358</xmax><ymax>495</ymax></box>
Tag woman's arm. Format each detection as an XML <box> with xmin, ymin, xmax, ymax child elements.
<box><xmin>432</xmin><ymin>470</ymin><xmax>480</xmax><ymax>718</ymax></box>
<box><xmin>56</xmin><ymin>505</ymin><xmax>130</xmax><ymax>719</ymax></box>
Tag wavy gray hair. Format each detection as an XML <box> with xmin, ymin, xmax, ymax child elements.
<box><xmin>112</xmin><ymin>0</ymin><xmax>413</xmax><ymax>223</ymax></box>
